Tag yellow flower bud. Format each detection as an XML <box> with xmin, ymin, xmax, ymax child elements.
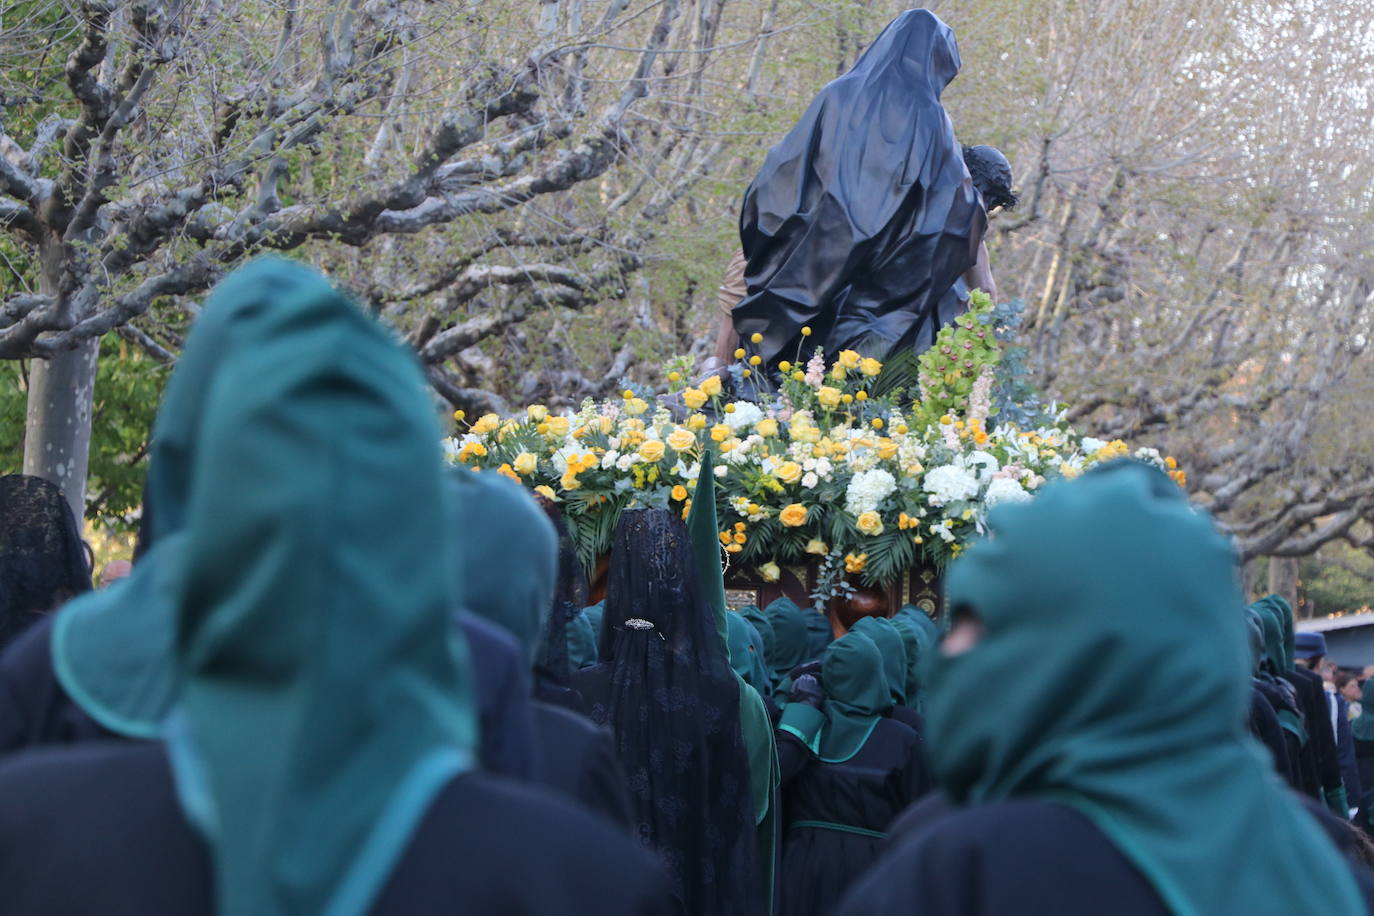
<box><xmin>750</xmin><ymin>332</ymin><xmax>764</xmax><ymax>344</ymax></box>
<box><xmin>687</xmin><ymin>413</ymin><xmax>707</xmax><ymax>430</ymax></box>
<box><xmin>778</xmin><ymin>361</ymin><xmax>792</xmax><ymax>372</ymax></box>
<box><xmin>622</xmin><ymin>389</ymin><xmax>635</xmax><ymax>400</ymax></box>
<box><xmin>749</xmin><ymin>355</ymin><xmax>762</xmax><ymax>366</ymax></box>
<box><xmin>514</xmin><ymin>452</ymin><xmax>538</xmax><ymax>476</ymax></box>
<box><xmin>801</xmin><ymin>326</ymin><xmax>812</xmax><ymax>336</ymax></box>
<box><xmin>667</xmin><ymin>371</ymin><xmax>681</xmax><ymax>383</ymax></box>
<box><xmin>792</xmin><ymin>371</ymin><xmax>806</xmax><ymax>382</ymax></box>
<box><xmin>724</xmin><ymin>402</ymin><xmax>737</xmax><ymax>414</ymax></box>
<box><xmin>453</xmin><ymin>410</ymin><xmax>466</xmax><ymax>421</ymax></box>
<box><xmin>734</xmin><ymin>348</ymin><xmax>747</xmax><ymax>360</ymax></box>
<box><xmin>871</xmin><ymin>418</ymin><xmax>884</xmax><ymax>430</ymax></box>
<box><xmin>841</xmin><ymin>393</ymin><xmax>854</xmax><ymax>404</ymax></box>
<box><xmin>855</xmin><ymin>390</ymin><xmax>868</xmax><ymax>402</ymax></box>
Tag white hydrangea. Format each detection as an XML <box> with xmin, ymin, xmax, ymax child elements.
<box><xmin>924</xmin><ymin>464</ymin><xmax>979</xmax><ymax>506</ymax></box>
<box><xmin>1081</xmin><ymin>437</ymin><xmax>1106</xmax><ymax>454</ymax></box>
<box><xmin>725</xmin><ymin>401</ymin><xmax>764</xmax><ymax>431</ymax></box>
<box><xmin>961</xmin><ymin>450</ymin><xmax>1001</xmax><ymax>479</ymax></box>
<box><xmin>985</xmin><ymin>476</ymin><xmax>1032</xmax><ymax>507</ymax></box>
<box><xmin>846</xmin><ymin>468</ymin><xmax>897</xmax><ymax>515</ymax></box>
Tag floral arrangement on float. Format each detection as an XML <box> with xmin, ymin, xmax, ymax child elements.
<box><xmin>444</xmin><ymin>292</ymin><xmax>1184</xmax><ymax>597</ymax></box>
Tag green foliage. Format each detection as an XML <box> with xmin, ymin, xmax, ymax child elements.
<box><xmin>912</xmin><ymin>289</ymin><xmax>1001</xmax><ymax>427</ymax></box>
<box><xmin>0</xmin><ymin>338</ymin><xmax>167</xmax><ymax>528</ymax></box>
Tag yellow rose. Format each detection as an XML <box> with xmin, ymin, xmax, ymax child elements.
<box><xmin>497</xmin><ymin>463</ymin><xmax>520</xmax><ymax>482</ymax></box>
<box><xmin>700</xmin><ymin>375</ymin><xmax>723</xmax><ymax>397</ymax></box>
<box><xmin>756</xmin><ymin>418</ymin><xmax>779</xmax><ymax>438</ymax></box>
<box><xmin>794</xmin><ymin>425</ymin><xmax>821</xmax><ymax>444</ymax></box>
<box><xmin>877</xmin><ymin>439</ymin><xmax>898</xmax><ymax>460</ymax></box>
<box><xmin>1061</xmin><ymin>464</ymin><xmax>1082</xmax><ymax>480</ymax></box>
<box><xmin>671</xmin><ymin>485</ymin><xmax>689</xmax><ymax>501</ymax></box>
<box><xmin>682</xmin><ymin>388</ymin><xmax>707</xmax><ymax>409</ymax></box>
<box><xmin>598</xmin><ymin>416</ymin><xmax>614</xmax><ymax>434</ymax></box>
<box><xmin>624</xmin><ymin>397</ymin><xmax>649</xmax><ymax>416</ymax></box>
<box><xmin>458</xmin><ymin>441</ymin><xmax>487</xmax><ymax>461</ymax></box>
<box><xmin>838</xmin><ymin>349</ymin><xmax>861</xmax><ymax>370</ymax></box>
<box><xmin>856</xmin><ymin>511</ymin><xmax>884</xmax><ymax>536</ymax></box>
<box><xmin>534</xmin><ymin>485</ymin><xmax>557</xmax><ymax>501</ymax></box>
<box><xmin>638</xmin><ymin>440</ymin><xmax>666</xmax><ymax>463</ymax></box>
<box><xmin>779</xmin><ymin>503</ymin><xmax>809</xmax><ymax>527</ymax></box>
<box><xmin>666</xmin><ymin>428</ymin><xmax>696</xmax><ymax>452</ymax></box>
<box><xmin>472</xmin><ymin>413</ymin><xmax>500</xmax><ymax>435</ymax></box>
<box><xmin>710</xmin><ymin>424</ymin><xmax>731</xmax><ymax>443</ymax></box>
<box><xmin>527</xmin><ymin>405</ymin><xmax>549</xmax><ymax>422</ymax></box>
<box><xmin>560</xmin><ymin>469</ymin><xmax>582</xmax><ymax>490</ymax></box>
<box><xmin>545</xmin><ymin>416</ymin><xmax>570</xmax><ymax>437</ymax></box>
<box><xmin>775</xmin><ymin>461</ymin><xmax>802</xmax><ymax>485</ymax></box>
<box><xmin>513</xmin><ymin>452</ymin><xmax>538</xmax><ymax>476</ymax></box>
<box><xmin>816</xmin><ymin>386</ymin><xmax>842</xmax><ymax>409</ymax></box>
<box><xmin>844</xmin><ymin>552</ymin><xmax>868</xmax><ymax>573</ymax></box>
<box><xmin>859</xmin><ymin>357</ymin><xmax>882</xmax><ymax>377</ymax></box>
<box><xmin>830</xmin><ymin>364</ymin><xmax>847</xmax><ymax>381</ymax></box>
<box><xmin>687</xmin><ymin>413</ymin><xmax>707</xmax><ymax>431</ymax></box>
<box><xmin>758</xmin><ymin>562</ymin><xmax>781</xmax><ymax>583</ymax></box>
<box><xmin>805</xmin><ymin>539</ymin><xmax>829</xmax><ymax>556</ymax></box>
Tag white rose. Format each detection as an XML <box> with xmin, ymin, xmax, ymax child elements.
<box><xmin>802</xmin><ymin>472</ymin><xmax>819</xmax><ymax>489</ymax></box>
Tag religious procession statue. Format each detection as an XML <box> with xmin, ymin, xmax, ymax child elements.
<box><xmin>709</xmin><ymin>8</ymin><xmax>1018</xmax><ymax>377</ymax></box>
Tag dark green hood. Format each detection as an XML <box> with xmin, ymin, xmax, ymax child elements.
<box><xmin>444</xmin><ymin>469</ymin><xmax>558</xmax><ymax>663</ymax></box>
<box><xmin>1251</xmin><ymin>601</ymin><xmax>1287</xmax><ymax>677</ymax></box>
<box><xmin>765</xmin><ymin>596</ymin><xmax>811</xmax><ymax>684</ymax></box>
<box><xmin>850</xmin><ymin>616</ymin><xmax>908</xmax><ymax>706</ymax></box>
<box><xmin>567</xmin><ymin>605</ymin><xmax>599</xmax><ymax>669</ymax></box>
<box><xmin>889</xmin><ymin>616</ymin><xmax>924</xmax><ymax>706</ymax></box>
<box><xmin>728</xmin><ymin>611</ymin><xmax>771</xmax><ymax>695</ymax></box>
<box><xmin>928</xmin><ymin>461</ymin><xmax>1361</xmax><ymax>916</ymax></box>
<box><xmin>817</xmin><ymin>631</ymin><xmax>890</xmax><ymax>761</ymax></box>
<box><xmin>128</xmin><ymin>258</ymin><xmax>477</xmax><ymax>916</ymax></box>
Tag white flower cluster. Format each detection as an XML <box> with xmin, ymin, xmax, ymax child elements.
<box><xmin>984</xmin><ymin>476</ymin><xmax>1032</xmax><ymax>507</ymax></box>
<box><xmin>924</xmin><ymin>464</ymin><xmax>979</xmax><ymax>506</ymax></box>
<box><xmin>725</xmin><ymin>401</ymin><xmax>764</xmax><ymax>431</ymax></box>
<box><xmin>845</xmin><ymin>468</ymin><xmax>897</xmax><ymax>516</ymax></box>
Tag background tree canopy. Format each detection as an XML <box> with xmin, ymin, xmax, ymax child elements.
<box><xmin>2</xmin><ymin>0</ymin><xmax>1371</xmax><ymax>607</ymax></box>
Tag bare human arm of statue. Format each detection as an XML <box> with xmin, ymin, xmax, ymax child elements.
<box><xmin>963</xmin><ymin>240</ymin><xmax>998</xmax><ymax>303</ymax></box>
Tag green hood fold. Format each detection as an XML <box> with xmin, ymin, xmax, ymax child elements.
<box><xmin>927</xmin><ymin>461</ymin><xmax>1362</xmax><ymax>916</ymax></box>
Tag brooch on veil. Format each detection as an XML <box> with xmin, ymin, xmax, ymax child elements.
<box><xmin>625</xmin><ymin>618</ymin><xmax>655</xmax><ymax>631</ymax></box>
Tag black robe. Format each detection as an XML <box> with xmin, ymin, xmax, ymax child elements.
<box><xmin>0</xmin><ymin>615</ymin><xmax>112</xmax><ymax>753</ymax></box>
<box><xmin>840</xmin><ymin>794</ymin><xmax>1374</xmax><ymax>915</ymax></box>
<box><xmin>457</xmin><ymin>611</ymin><xmax>537</xmax><ymax>780</ymax></box>
<box><xmin>1286</xmin><ymin>665</ymin><xmax>1345</xmax><ymax>804</ymax></box>
<box><xmin>0</xmin><ymin>741</ymin><xmax>675</xmax><ymax>916</ymax></box>
<box><xmin>1250</xmin><ymin>686</ymin><xmax>1297</xmax><ymax>787</ymax></box>
<box><xmin>532</xmin><ymin>699</ymin><xmax>635</xmax><ymax>829</ymax></box>
<box><xmin>776</xmin><ymin>718</ymin><xmax>928</xmax><ymax>916</ymax></box>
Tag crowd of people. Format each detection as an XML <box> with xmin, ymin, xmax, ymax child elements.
<box><xmin>3</xmin><ymin>257</ymin><xmax>1374</xmax><ymax>914</ymax></box>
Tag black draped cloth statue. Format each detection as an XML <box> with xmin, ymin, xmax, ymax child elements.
<box><xmin>572</xmin><ymin>509</ymin><xmax>757</xmax><ymax>915</ymax></box>
<box><xmin>0</xmin><ymin>475</ymin><xmax>91</xmax><ymax>651</ymax></box>
<box><xmin>733</xmin><ymin>9</ymin><xmax>987</xmax><ymax>367</ymax></box>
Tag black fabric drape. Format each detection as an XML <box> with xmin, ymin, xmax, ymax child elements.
<box><xmin>733</xmin><ymin>9</ymin><xmax>985</xmax><ymax>367</ymax></box>
<box><xmin>0</xmin><ymin>475</ymin><xmax>91</xmax><ymax>651</ymax></box>
<box><xmin>573</xmin><ymin>509</ymin><xmax>756</xmax><ymax>915</ymax></box>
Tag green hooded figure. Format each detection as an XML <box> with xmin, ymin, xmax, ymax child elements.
<box><xmin>926</xmin><ymin>461</ymin><xmax>1363</xmax><ymax>916</ymax></box>
<box><xmin>888</xmin><ymin>615</ymin><xmax>924</xmax><ymax>709</ymax></box>
<box><xmin>443</xmin><ymin>469</ymin><xmax>559</xmax><ymax>661</ymax></box>
<box><xmin>115</xmin><ymin>258</ymin><xmax>478</xmax><ymax>916</ymax></box>
<box><xmin>766</xmin><ymin>596</ymin><xmax>812</xmax><ymax>690</ymax></box>
<box><xmin>777</xmin><ymin>630</ymin><xmax>891</xmax><ymax>763</ymax></box>
<box><xmin>566</xmin><ymin>606</ymin><xmax>599</xmax><ymax>670</ymax></box>
<box><xmin>728</xmin><ymin>611</ymin><xmax>773</xmax><ymax>698</ymax></box>
<box><xmin>850</xmin><ymin>616</ymin><xmax>908</xmax><ymax>707</ymax></box>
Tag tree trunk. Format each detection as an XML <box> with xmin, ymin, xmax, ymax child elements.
<box><xmin>21</xmin><ymin>255</ymin><xmax>100</xmax><ymax>522</ymax></box>
<box><xmin>1267</xmin><ymin>555</ymin><xmax>1300</xmax><ymax>617</ymax></box>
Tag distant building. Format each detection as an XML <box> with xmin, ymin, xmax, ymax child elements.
<box><xmin>1297</xmin><ymin>611</ymin><xmax>1374</xmax><ymax>668</ymax></box>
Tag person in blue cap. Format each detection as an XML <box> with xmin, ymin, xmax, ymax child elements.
<box><xmin>1298</xmin><ymin>630</ymin><xmax>1362</xmax><ymax>815</ymax></box>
